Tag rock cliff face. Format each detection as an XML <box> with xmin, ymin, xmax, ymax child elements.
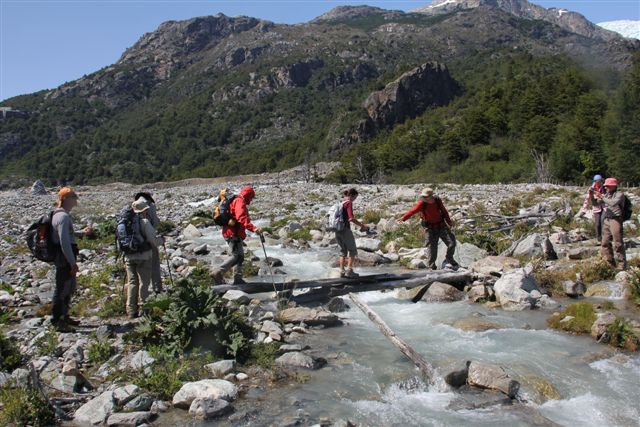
<box><xmin>364</xmin><ymin>62</ymin><xmax>460</xmax><ymax>130</ymax></box>
<box><xmin>414</xmin><ymin>0</ymin><xmax>619</xmax><ymax>41</ymax></box>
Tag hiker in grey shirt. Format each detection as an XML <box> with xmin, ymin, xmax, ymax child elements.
<box><xmin>50</xmin><ymin>187</ymin><xmax>92</xmax><ymax>332</ymax></box>
<box><xmin>595</xmin><ymin>177</ymin><xmax>627</xmax><ymax>270</ymax></box>
<box><xmin>135</xmin><ymin>192</ymin><xmax>162</xmax><ymax>293</ymax></box>
<box><xmin>124</xmin><ymin>198</ymin><xmax>164</xmax><ymax>318</ymax></box>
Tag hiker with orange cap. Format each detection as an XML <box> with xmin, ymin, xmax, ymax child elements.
<box><xmin>50</xmin><ymin>187</ymin><xmax>93</xmax><ymax>331</ymax></box>
<box><xmin>579</xmin><ymin>174</ymin><xmax>605</xmax><ymax>242</ymax></box>
<box><xmin>594</xmin><ymin>177</ymin><xmax>627</xmax><ymax>270</ymax></box>
<box><xmin>211</xmin><ymin>186</ymin><xmax>262</xmax><ymax>285</ymax></box>
<box><xmin>398</xmin><ymin>187</ymin><xmax>458</xmax><ymax>270</ymax></box>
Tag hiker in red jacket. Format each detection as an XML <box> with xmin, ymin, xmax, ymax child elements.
<box><xmin>398</xmin><ymin>187</ymin><xmax>458</xmax><ymax>270</ymax></box>
<box><xmin>212</xmin><ymin>186</ymin><xmax>262</xmax><ymax>284</ymax></box>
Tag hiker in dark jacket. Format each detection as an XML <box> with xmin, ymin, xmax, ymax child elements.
<box><xmin>579</xmin><ymin>174</ymin><xmax>605</xmax><ymax>242</ymax></box>
<box><xmin>399</xmin><ymin>187</ymin><xmax>458</xmax><ymax>270</ymax></box>
<box><xmin>50</xmin><ymin>187</ymin><xmax>93</xmax><ymax>332</ymax></box>
<box><xmin>134</xmin><ymin>192</ymin><xmax>162</xmax><ymax>293</ymax></box>
<box><xmin>336</xmin><ymin>188</ymin><xmax>369</xmax><ymax>278</ymax></box>
<box><xmin>124</xmin><ymin>198</ymin><xmax>164</xmax><ymax>318</ymax></box>
<box><xmin>211</xmin><ymin>186</ymin><xmax>262</xmax><ymax>285</ymax></box>
<box><xmin>595</xmin><ymin>177</ymin><xmax>627</xmax><ymax>270</ymax></box>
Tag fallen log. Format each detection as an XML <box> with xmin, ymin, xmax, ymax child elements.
<box><xmin>349</xmin><ymin>293</ymin><xmax>435</xmax><ymax>381</ymax></box>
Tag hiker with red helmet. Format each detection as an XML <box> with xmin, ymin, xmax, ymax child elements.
<box><xmin>211</xmin><ymin>186</ymin><xmax>262</xmax><ymax>285</ymax></box>
<box><xmin>398</xmin><ymin>187</ymin><xmax>459</xmax><ymax>270</ymax></box>
<box><xmin>594</xmin><ymin>177</ymin><xmax>627</xmax><ymax>270</ymax></box>
<box><xmin>579</xmin><ymin>174</ymin><xmax>605</xmax><ymax>242</ymax></box>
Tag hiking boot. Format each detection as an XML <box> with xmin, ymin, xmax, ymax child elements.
<box><xmin>344</xmin><ymin>269</ymin><xmax>359</xmax><ymax>279</ymax></box>
<box><xmin>211</xmin><ymin>269</ymin><xmax>225</xmax><ymax>285</ymax></box>
<box><xmin>233</xmin><ymin>276</ymin><xmax>247</xmax><ymax>285</ymax></box>
<box><xmin>340</xmin><ymin>270</ymin><xmax>347</xmax><ymax>278</ymax></box>
<box><xmin>64</xmin><ymin>315</ymin><xmax>81</xmax><ymax>326</ymax></box>
<box><xmin>52</xmin><ymin>320</ymin><xmax>75</xmax><ymax>333</ymax></box>
<box><xmin>427</xmin><ymin>263</ymin><xmax>437</xmax><ymax>270</ymax></box>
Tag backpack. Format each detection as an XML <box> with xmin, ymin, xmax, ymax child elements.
<box><xmin>325</xmin><ymin>201</ymin><xmax>346</xmax><ymax>232</ymax></box>
<box><xmin>213</xmin><ymin>189</ymin><xmax>237</xmax><ymax>227</ymax></box>
<box><xmin>115</xmin><ymin>207</ymin><xmax>151</xmax><ymax>254</ymax></box>
<box><xmin>622</xmin><ymin>194</ymin><xmax>633</xmax><ymax>221</ymax></box>
<box><xmin>26</xmin><ymin>210</ymin><xmax>58</xmax><ymax>263</ymax></box>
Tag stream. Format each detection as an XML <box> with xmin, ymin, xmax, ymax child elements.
<box><xmin>161</xmin><ymin>225</ymin><xmax>640</xmax><ymax>426</ymax></box>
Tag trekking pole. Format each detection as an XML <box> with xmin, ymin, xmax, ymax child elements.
<box><xmin>162</xmin><ymin>240</ymin><xmax>174</xmax><ymax>287</ymax></box>
<box><xmin>259</xmin><ymin>233</ymin><xmax>279</xmax><ymax>295</ymax></box>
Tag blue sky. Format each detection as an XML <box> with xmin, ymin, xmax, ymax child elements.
<box><xmin>1</xmin><ymin>0</ymin><xmax>638</xmax><ymax>101</ymax></box>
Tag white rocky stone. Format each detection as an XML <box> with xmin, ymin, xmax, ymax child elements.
<box><xmin>113</xmin><ymin>384</ymin><xmax>140</xmax><ymax>406</ymax></box>
<box><xmin>493</xmin><ymin>268</ymin><xmax>540</xmax><ymax>311</ymax></box>
<box><xmin>106</xmin><ymin>411</ymin><xmax>154</xmax><ymax>426</ymax></box>
<box><xmin>183</xmin><ymin>224</ymin><xmax>202</xmax><ymax>239</ymax></box>
<box><xmin>189</xmin><ymin>397</ymin><xmax>232</xmax><ymax>419</ymax></box>
<box><xmin>74</xmin><ymin>390</ymin><xmax>116</xmax><ymax>425</ymax></box>
<box><xmin>172</xmin><ymin>379</ymin><xmax>238</xmax><ymax>408</ymax></box>
<box><xmin>355</xmin><ymin>237</ymin><xmax>381</xmax><ymax>252</ymax></box>
<box><xmin>205</xmin><ymin>360</ymin><xmax>236</xmax><ymax>377</ymax></box>
<box><xmin>222</xmin><ymin>290</ymin><xmax>251</xmax><ymax>305</ymax></box>
<box><xmin>468</xmin><ymin>361</ymin><xmax>520</xmax><ymax>398</ymax></box>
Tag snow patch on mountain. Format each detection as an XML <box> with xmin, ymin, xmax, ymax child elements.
<box><xmin>597</xmin><ymin>20</ymin><xmax>640</xmax><ymax>40</ymax></box>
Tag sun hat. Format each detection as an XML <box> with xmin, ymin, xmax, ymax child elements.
<box><xmin>593</xmin><ymin>174</ymin><xmax>603</xmax><ymax>182</ymax></box>
<box><xmin>420</xmin><ymin>187</ymin><xmax>434</xmax><ymax>198</ymax></box>
<box><xmin>604</xmin><ymin>177</ymin><xmax>618</xmax><ymax>187</ymax></box>
<box><xmin>132</xmin><ymin>198</ymin><xmax>150</xmax><ymax>213</ymax></box>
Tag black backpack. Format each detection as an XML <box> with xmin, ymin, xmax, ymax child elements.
<box><xmin>115</xmin><ymin>207</ymin><xmax>151</xmax><ymax>254</ymax></box>
<box><xmin>26</xmin><ymin>211</ymin><xmax>59</xmax><ymax>263</ymax></box>
<box><xmin>213</xmin><ymin>189</ymin><xmax>237</xmax><ymax>227</ymax></box>
<box><xmin>622</xmin><ymin>194</ymin><xmax>633</xmax><ymax>221</ymax></box>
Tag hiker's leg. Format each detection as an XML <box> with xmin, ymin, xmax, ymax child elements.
<box><xmin>600</xmin><ymin>219</ymin><xmax>614</xmax><ymax>265</ymax></box>
<box><xmin>610</xmin><ymin>219</ymin><xmax>626</xmax><ymax>268</ymax></box>
<box><xmin>151</xmin><ymin>246</ymin><xmax>162</xmax><ymax>292</ymax></box>
<box><xmin>335</xmin><ymin>231</ymin><xmax>348</xmax><ymax>273</ymax></box>
<box><xmin>61</xmin><ymin>275</ymin><xmax>77</xmax><ymax>319</ymax></box>
<box><xmin>125</xmin><ymin>260</ymin><xmax>140</xmax><ymax>317</ymax></box>
<box><xmin>344</xmin><ymin>229</ymin><xmax>358</xmax><ymax>272</ymax></box>
<box><xmin>220</xmin><ymin>238</ymin><xmax>242</xmax><ymax>273</ymax></box>
<box><xmin>427</xmin><ymin>228</ymin><xmax>439</xmax><ymax>266</ymax></box>
<box><xmin>441</xmin><ymin>228</ymin><xmax>457</xmax><ymax>265</ymax></box>
<box><xmin>137</xmin><ymin>259</ymin><xmax>151</xmax><ymax>310</ymax></box>
<box><xmin>229</xmin><ymin>238</ymin><xmax>245</xmax><ymax>281</ymax></box>
<box><xmin>52</xmin><ymin>259</ymin><xmax>72</xmax><ymax>323</ymax></box>
<box><xmin>594</xmin><ymin>212</ymin><xmax>603</xmax><ymax>242</ymax></box>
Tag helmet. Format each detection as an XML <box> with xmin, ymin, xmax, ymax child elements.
<box><xmin>593</xmin><ymin>174</ymin><xmax>603</xmax><ymax>182</ymax></box>
<box><xmin>604</xmin><ymin>177</ymin><xmax>618</xmax><ymax>187</ymax></box>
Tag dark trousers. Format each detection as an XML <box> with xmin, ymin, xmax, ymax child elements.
<box><xmin>593</xmin><ymin>212</ymin><xmax>603</xmax><ymax>242</ymax></box>
<box><xmin>220</xmin><ymin>237</ymin><xmax>245</xmax><ymax>279</ymax></box>
<box><xmin>426</xmin><ymin>227</ymin><xmax>457</xmax><ymax>266</ymax></box>
<box><xmin>52</xmin><ymin>254</ymin><xmax>77</xmax><ymax>322</ymax></box>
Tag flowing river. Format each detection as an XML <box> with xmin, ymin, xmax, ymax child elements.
<box><xmin>163</xmin><ymin>225</ymin><xmax>640</xmax><ymax>427</ymax></box>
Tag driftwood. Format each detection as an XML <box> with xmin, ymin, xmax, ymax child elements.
<box><xmin>349</xmin><ymin>293</ymin><xmax>435</xmax><ymax>381</ymax></box>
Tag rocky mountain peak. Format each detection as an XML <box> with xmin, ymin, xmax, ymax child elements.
<box><xmin>312</xmin><ymin>5</ymin><xmax>404</xmax><ymax>23</ymax></box>
<box><xmin>118</xmin><ymin>13</ymin><xmax>269</xmax><ymax>66</ymax></box>
<box><xmin>414</xmin><ymin>0</ymin><xmax>619</xmax><ymax>41</ymax></box>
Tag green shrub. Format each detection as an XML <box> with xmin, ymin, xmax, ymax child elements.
<box><xmin>127</xmin><ymin>276</ymin><xmax>254</xmax><ymax>360</ymax></box>
<box><xmin>0</xmin><ymin>386</ymin><xmax>56</xmax><ymax>427</ymax></box>
<box><xmin>627</xmin><ymin>267</ymin><xmax>640</xmax><ymax>306</ymax></box>
<box><xmin>499</xmin><ymin>196</ymin><xmax>521</xmax><ymax>216</ymax></box>
<box><xmin>547</xmin><ymin>302</ymin><xmax>597</xmax><ymax>334</ymax></box>
<box><xmin>289</xmin><ymin>227</ymin><xmax>312</xmax><ymax>241</ymax></box>
<box><xmin>578</xmin><ymin>259</ymin><xmax>615</xmax><ymax>283</ymax></box>
<box><xmin>34</xmin><ymin>328</ymin><xmax>59</xmax><ymax>357</ymax></box>
<box><xmin>157</xmin><ymin>220</ymin><xmax>176</xmax><ymax>234</ymax></box>
<box><xmin>607</xmin><ymin>318</ymin><xmax>639</xmax><ymax>351</ymax></box>
<box><xmin>247</xmin><ymin>342</ymin><xmax>280</xmax><ymax>368</ymax></box>
<box><xmin>0</xmin><ymin>308</ymin><xmax>14</xmax><ymax>325</ymax></box>
<box><xmin>459</xmin><ymin>231</ymin><xmax>509</xmax><ymax>255</ymax></box>
<box><xmin>114</xmin><ymin>347</ymin><xmax>214</xmax><ymax>400</ymax></box>
<box><xmin>382</xmin><ymin>222</ymin><xmax>424</xmax><ymax>249</ymax></box>
<box><xmin>363</xmin><ymin>209</ymin><xmax>383</xmax><ymax>225</ymax></box>
<box><xmin>97</xmin><ymin>293</ymin><xmax>126</xmax><ymax>318</ymax></box>
<box><xmin>0</xmin><ymin>332</ymin><xmax>22</xmax><ymax>371</ymax></box>
<box><xmin>87</xmin><ymin>335</ymin><xmax>112</xmax><ymax>366</ymax></box>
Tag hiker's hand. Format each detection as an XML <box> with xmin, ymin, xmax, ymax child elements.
<box><xmin>70</xmin><ymin>264</ymin><xmax>79</xmax><ymax>277</ymax></box>
<box><xmin>82</xmin><ymin>226</ymin><xmax>94</xmax><ymax>237</ymax></box>
<box><xmin>255</xmin><ymin>227</ymin><xmax>263</xmax><ymax>235</ymax></box>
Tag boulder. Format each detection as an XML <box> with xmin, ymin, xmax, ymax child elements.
<box><xmin>222</xmin><ymin>290</ymin><xmax>251</xmax><ymax>305</ymax></box>
<box><xmin>585</xmin><ymin>281</ymin><xmax>626</xmax><ymax>298</ymax></box>
<box><xmin>183</xmin><ymin>224</ymin><xmax>202</xmax><ymax>239</ymax></box>
<box><xmin>466</xmin><ymin>285</ymin><xmax>491</xmax><ymax>303</ymax></box>
<box><xmin>435</xmin><ymin>242</ymin><xmax>487</xmax><ymax>268</ymax></box>
<box><xmin>193</xmin><ymin>244</ymin><xmax>210</xmax><ymax>255</ymax></box>
<box><xmin>74</xmin><ymin>390</ymin><xmax>116</xmax><ymax>425</ymax></box>
<box><xmin>113</xmin><ymin>384</ymin><xmax>140</xmax><ymax>406</ymax></box>
<box><xmin>325</xmin><ymin>297</ymin><xmax>348</xmax><ymax>313</ymax></box>
<box><xmin>512</xmin><ymin>234</ymin><xmax>557</xmax><ymax>260</ymax></box>
<box><xmin>566</xmin><ymin>247</ymin><xmax>599</xmax><ymax>260</ymax></box>
<box><xmin>452</xmin><ymin>317</ymin><xmax>500</xmax><ymax>332</ymax></box>
<box><xmin>563</xmin><ymin>280</ymin><xmax>586</xmax><ymax>298</ymax></box>
<box><xmin>493</xmin><ymin>268</ymin><xmax>540</xmax><ymax>311</ymax></box>
<box><xmin>422</xmin><ymin>282</ymin><xmax>464</xmax><ymax>302</ymax></box>
<box><xmin>189</xmin><ymin>397</ymin><xmax>232</xmax><ymax>420</ymax></box>
<box><xmin>279</xmin><ymin>307</ymin><xmax>342</xmax><ymax>327</ymax></box>
<box><xmin>205</xmin><ymin>360</ymin><xmax>236</xmax><ymax>378</ymax></box>
<box><xmin>444</xmin><ymin>361</ymin><xmax>470</xmax><ymax>388</ymax></box>
<box><xmin>396</xmin><ymin>285</ymin><xmax>428</xmax><ymax>301</ymax></box>
<box><xmin>469</xmin><ymin>256</ymin><xmax>521</xmax><ymax>276</ymax></box>
<box><xmin>409</xmin><ymin>259</ymin><xmax>427</xmax><ymax>269</ymax></box>
<box><xmin>123</xmin><ymin>394</ymin><xmax>155</xmax><ymax>412</ymax></box>
<box><xmin>591</xmin><ymin>311</ymin><xmax>616</xmax><ymax>340</ymax></box>
<box><xmin>467</xmin><ymin>361</ymin><xmax>520</xmax><ymax>398</ymax></box>
<box><xmin>357</xmin><ymin>250</ymin><xmax>391</xmax><ymax>266</ymax></box>
<box><xmin>106</xmin><ymin>411</ymin><xmax>155</xmax><ymax>427</ymax></box>
<box><xmin>129</xmin><ymin>350</ymin><xmax>155</xmax><ymax>370</ymax></box>
<box><xmin>172</xmin><ymin>379</ymin><xmax>238</xmax><ymax>409</ymax></box>
<box><xmin>261</xmin><ymin>320</ymin><xmax>283</xmax><ymax>336</ymax></box>
<box><xmin>275</xmin><ymin>352</ymin><xmax>326</xmax><ymax>370</ymax></box>
<box><xmin>31</xmin><ymin>180</ymin><xmax>47</xmax><ymax>195</ymax></box>
<box><xmin>355</xmin><ymin>238</ymin><xmax>381</xmax><ymax>252</ymax></box>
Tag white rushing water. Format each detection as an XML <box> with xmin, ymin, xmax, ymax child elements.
<box><xmin>195</xmin><ymin>223</ymin><xmax>640</xmax><ymax>427</ymax></box>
